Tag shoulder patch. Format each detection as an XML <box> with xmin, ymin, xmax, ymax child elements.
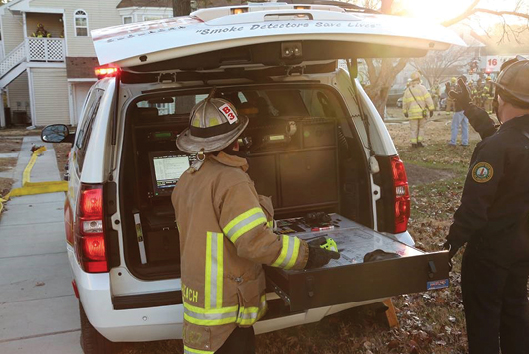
<box><xmin>472</xmin><ymin>162</ymin><xmax>494</xmax><ymax>183</ymax></box>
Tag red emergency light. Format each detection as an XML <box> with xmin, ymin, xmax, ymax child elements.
<box><xmin>95</xmin><ymin>66</ymin><xmax>119</xmax><ymax>79</ymax></box>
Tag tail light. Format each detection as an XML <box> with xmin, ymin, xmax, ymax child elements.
<box><xmin>390</xmin><ymin>156</ymin><xmax>410</xmax><ymax>233</ymax></box>
<box><xmin>74</xmin><ymin>184</ymin><xmax>108</xmax><ymax>273</ymax></box>
<box><xmin>95</xmin><ymin>66</ymin><xmax>119</xmax><ymax>79</ymax></box>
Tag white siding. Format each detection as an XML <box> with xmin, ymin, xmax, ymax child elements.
<box><xmin>30</xmin><ymin>0</ymin><xmax>122</xmax><ymax>57</ymax></box>
<box><xmin>1</xmin><ymin>12</ymin><xmax>24</xmax><ymax>54</ymax></box>
<box><xmin>7</xmin><ymin>71</ymin><xmax>30</xmax><ymax>112</ymax></box>
<box><xmin>31</xmin><ymin>67</ymin><xmax>69</xmax><ymax>126</ymax></box>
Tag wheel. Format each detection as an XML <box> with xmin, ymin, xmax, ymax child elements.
<box><xmin>79</xmin><ymin>302</ymin><xmax>118</xmax><ymax>354</ymax></box>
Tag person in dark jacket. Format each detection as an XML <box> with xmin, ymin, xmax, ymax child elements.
<box><xmin>444</xmin><ymin>56</ymin><xmax>529</xmax><ymax>354</ymax></box>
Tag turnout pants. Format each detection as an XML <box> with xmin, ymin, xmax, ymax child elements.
<box><xmin>409</xmin><ymin>118</ymin><xmax>426</xmax><ymax>144</ymax></box>
<box><xmin>215</xmin><ymin>326</ymin><xmax>255</xmax><ymax>354</ymax></box>
<box><xmin>461</xmin><ymin>249</ymin><xmax>529</xmax><ymax>354</ymax></box>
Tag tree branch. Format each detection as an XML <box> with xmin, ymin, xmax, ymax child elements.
<box><xmin>441</xmin><ymin>0</ymin><xmax>481</xmax><ymax>27</ymax></box>
<box><xmin>473</xmin><ymin>8</ymin><xmax>529</xmax><ymax>21</ymax></box>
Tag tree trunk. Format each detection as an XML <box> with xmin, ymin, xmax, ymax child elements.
<box><xmin>363</xmin><ymin>58</ymin><xmax>408</xmax><ymax>119</ymax></box>
<box><xmin>173</xmin><ymin>0</ymin><xmax>191</xmax><ymax>17</ymax></box>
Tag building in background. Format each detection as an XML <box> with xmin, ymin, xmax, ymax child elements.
<box><xmin>0</xmin><ymin>0</ymin><xmax>173</xmax><ymax>127</ymax></box>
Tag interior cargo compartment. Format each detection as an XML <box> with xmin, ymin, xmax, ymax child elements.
<box><xmin>265</xmin><ymin>214</ymin><xmax>450</xmax><ymax>312</ymax></box>
<box><xmin>118</xmin><ymin>84</ymin><xmax>373</xmax><ymax>281</ymax></box>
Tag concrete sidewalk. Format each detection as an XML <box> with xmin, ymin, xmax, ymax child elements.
<box><xmin>0</xmin><ymin>136</ymin><xmax>82</xmax><ymax>353</ymax></box>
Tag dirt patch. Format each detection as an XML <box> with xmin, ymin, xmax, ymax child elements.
<box><xmin>0</xmin><ymin>138</ymin><xmax>22</xmax><ymax>153</ymax></box>
<box><xmin>406</xmin><ymin>163</ymin><xmax>456</xmax><ymax>186</ymax></box>
<box><xmin>54</xmin><ymin>143</ymin><xmax>72</xmax><ymax>177</ymax></box>
<box><xmin>0</xmin><ymin>157</ymin><xmax>17</xmax><ymax>173</ymax></box>
<box><xmin>0</xmin><ymin>177</ymin><xmax>13</xmax><ymax>197</ymax></box>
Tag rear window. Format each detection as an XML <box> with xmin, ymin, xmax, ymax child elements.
<box><xmin>135</xmin><ymin>87</ymin><xmax>345</xmax><ymax>120</ymax></box>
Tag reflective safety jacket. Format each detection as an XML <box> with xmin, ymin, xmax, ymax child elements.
<box><xmin>172</xmin><ymin>151</ymin><xmax>309</xmax><ymax>353</ymax></box>
<box><xmin>402</xmin><ymin>83</ymin><xmax>434</xmax><ymax>119</ymax></box>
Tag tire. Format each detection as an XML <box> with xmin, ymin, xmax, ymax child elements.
<box><xmin>79</xmin><ymin>302</ymin><xmax>118</xmax><ymax>354</ymax></box>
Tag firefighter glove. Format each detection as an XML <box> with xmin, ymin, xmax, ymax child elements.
<box><xmin>448</xmin><ymin>78</ymin><xmax>472</xmax><ymax>111</ymax></box>
<box><xmin>305</xmin><ymin>237</ymin><xmax>340</xmax><ymax>269</ymax></box>
<box><xmin>404</xmin><ymin>112</ymin><xmax>409</xmax><ymax>118</ymax></box>
<box><xmin>429</xmin><ymin>110</ymin><xmax>434</xmax><ymax>118</ymax></box>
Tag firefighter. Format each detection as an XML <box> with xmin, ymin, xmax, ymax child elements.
<box><xmin>172</xmin><ymin>93</ymin><xmax>339</xmax><ymax>354</ymax></box>
<box><xmin>431</xmin><ymin>80</ymin><xmax>441</xmax><ymax>110</ymax></box>
<box><xmin>444</xmin><ymin>57</ymin><xmax>529</xmax><ymax>354</ymax></box>
<box><xmin>445</xmin><ymin>77</ymin><xmax>457</xmax><ymax>113</ymax></box>
<box><xmin>402</xmin><ymin>72</ymin><xmax>434</xmax><ymax>148</ymax></box>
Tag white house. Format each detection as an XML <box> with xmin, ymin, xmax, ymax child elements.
<box><xmin>0</xmin><ymin>0</ymin><xmax>173</xmax><ymax>127</ymax></box>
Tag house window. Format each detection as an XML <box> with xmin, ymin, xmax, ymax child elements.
<box><xmin>74</xmin><ymin>9</ymin><xmax>89</xmax><ymax>37</ymax></box>
<box><xmin>123</xmin><ymin>16</ymin><xmax>133</xmax><ymax>24</ymax></box>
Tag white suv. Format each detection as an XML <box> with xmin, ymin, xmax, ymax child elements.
<box><xmin>41</xmin><ymin>3</ymin><xmax>463</xmax><ymax>353</ymax></box>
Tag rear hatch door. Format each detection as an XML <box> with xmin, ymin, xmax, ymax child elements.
<box><xmin>91</xmin><ymin>4</ymin><xmax>465</xmax><ymax>71</ymax></box>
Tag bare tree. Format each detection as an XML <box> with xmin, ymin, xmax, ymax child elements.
<box><xmin>173</xmin><ymin>0</ymin><xmax>191</xmax><ymax>16</ymax></box>
<box><xmin>354</xmin><ymin>0</ymin><xmax>529</xmax><ymax>118</ymax></box>
<box><xmin>411</xmin><ymin>45</ymin><xmax>473</xmax><ymax>87</ymax></box>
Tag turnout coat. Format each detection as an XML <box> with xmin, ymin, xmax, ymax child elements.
<box><xmin>172</xmin><ymin>151</ymin><xmax>309</xmax><ymax>354</ymax></box>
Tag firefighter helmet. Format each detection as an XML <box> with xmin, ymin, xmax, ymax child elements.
<box><xmin>493</xmin><ymin>57</ymin><xmax>529</xmax><ymax>106</ymax></box>
<box><xmin>451</xmin><ymin>77</ymin><xmax>457</xmax><ymax>84</ymax></box>
<box><xmin>176</xmin><ymin>96</ymin><xmax>248</xmax><ymax>154</ymax></box>
<box><xmin>410</xmin><ymin>72</ymin><xmax>421</xmax><ymax>82</ymax></box>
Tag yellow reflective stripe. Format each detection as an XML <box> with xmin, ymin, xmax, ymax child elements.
<box><xmin>271</xmin><ymin>236</ymin><xmax>289</xmax><ymax>267</ymax></box>
<box><xmin>267</xmin><ymin>220</ymin><xmax>274</xmax><ymax>228</ymax></box>
<box><xmin>223</xmin><ymin>208</ymin><xmax>267</xmax><ymax>243</ymax></box>
<box><xmin>236</xmin><ymin>295</ymin><xmax>267</xmax><ymax>325</ymax></box>
<box><xmin>184</xmin><ymin>346</ymin><xmax>214</xmax><ymax>354</ymax></box>
<box><xmin>183</xmin><ymin>301</ymin><xmax>238</xmax><ymax>314</ymax></box>
<box><xmin>183</xmin><ymin>302</ymin><xmax>238</xmax><ymax>326</ymax></box>
<box><xmin>284</xmin><ymin>237</ymin><xmax>300</xmax><ymax>270</ymax></box>
<box><xmin>205</xmin><ymin>232</ymin><xmax>223</xmax><ymax>309</ymax></box>
<box><xmin>205</xmin><ymin>232</ymin><xmax>212</xmax><ymax>309</ymax></box>
<box><xmin>216</xmin><ymin>232</ymin><xmax>223</xmax><ymax>308</ymax></box>
<box><xmin>223</xmin><ymin>207</ymin><xmax>262</xmax><ymax>234</ymax></box>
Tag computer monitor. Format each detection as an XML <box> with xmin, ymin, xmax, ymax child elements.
<box><xmin>149</xmin><ymin>151</ymin><xmax>191</xmax><ymax>196</ymax></box>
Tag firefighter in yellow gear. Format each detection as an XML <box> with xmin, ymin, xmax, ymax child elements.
<box><xmin>172</xmin><ymin>93</ymin><xmax>339</xmax><ymax>354</ymax></box>
<box><xmin>402</xmin><ymin>72</ymin><xmax>435</xmax><ymax>147</ymax></box>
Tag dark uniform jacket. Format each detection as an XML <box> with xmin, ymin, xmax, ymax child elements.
<box><xmin>447</xmin><ymin>113</ymin><xmax>529</xmax><ymax>267</ymax></box>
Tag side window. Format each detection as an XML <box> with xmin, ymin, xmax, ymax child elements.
<box><xmin>74</xmin><ymin>89</ymin><xmax>104</xmax><ymax>173</ymax></box>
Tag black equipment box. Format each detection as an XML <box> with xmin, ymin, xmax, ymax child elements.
<box><xmin>265</xmin><ymin>214</ymin><xmax>450</xmax><ymax>312</ymax></box>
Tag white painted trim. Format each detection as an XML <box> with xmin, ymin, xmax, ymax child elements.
<box><xmin>68</xmin><ymin>78</ymin><xmax>97</xmax><ymax>82</ymax></box>
<box><xmin>17</xmin><ymin>8</ymin><xmax>65</xmax><ymax>15</ymax></box>
<box><xmin>62</xmin><ymin>13</ymin><xmax>69</xmax><ymax>57</ymax></box>
<box><xmin>27</xmin><ymin>62</ymin><xmax>66</xmax><ymax>69</ymax></box>
<box><xmin>22</xmin><ymin>11</ymin><xmax>26</xmax><ymax>39</ymax></box>
<box><xmin>0</xmin><ymin>11</ymin><xmax>6</xmax><ymax>58</ymax></box>
<box><xmin>27</xmin><ymin>66</ymin><xmax>37</xmax><ymax>126</ymax></box>
<box><xmin>73</xmin><ymin>8</ymin><xmax>89</xmax><ymax>38</ymax></box>
<box><xmin>68</xmin><ymin>82</ymin><xmax>75</xmax><ymax>125</ymax></box>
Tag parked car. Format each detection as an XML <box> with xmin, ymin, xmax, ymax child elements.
<box><xmin>41</xmin><ymin>3</ymin><xmax>463</xmax><ymax>353</ymax></box>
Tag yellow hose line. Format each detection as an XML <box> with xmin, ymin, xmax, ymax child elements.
<box><xmin>0</xmin><ymin>146</ymin><xmax>68</xmax><ymax>214</ymax></box>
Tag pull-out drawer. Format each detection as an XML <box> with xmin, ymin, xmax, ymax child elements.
<box><xmin>265</xmin><ymin>214</ymin><xmax>450</xmax><ymax>312</ymax></box>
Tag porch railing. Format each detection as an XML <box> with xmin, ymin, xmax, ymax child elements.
<box><xmin>26</xmin><ymin>38</ymin><xmax>66</xmax><ymax>62</ymax></box>
<box><xmin>0</xmin><ymin>42</ymin><xmax>26</xmax><ymax>78</ymax></box>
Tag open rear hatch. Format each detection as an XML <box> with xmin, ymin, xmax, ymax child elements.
<box><xmin>101</xmin><ymin>3</ymin><xmax>458</xmax><ymax>311</ymax></box>
<box><xmin>265</xmin><ymin>214</ymin><xmax>449</xmax><ymax>312</ymax></box>
<box><xmin>91</xmin><ymin>3</ymin><xmax>465</xmax><ymax>72</ymax></box>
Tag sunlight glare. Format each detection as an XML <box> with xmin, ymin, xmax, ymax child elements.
<box><xmin>403</xmin><ymin>0</ymin><xmax>476</xmax><ymax>23</ymax></box>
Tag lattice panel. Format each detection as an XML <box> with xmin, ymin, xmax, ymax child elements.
<box><xmin>28</xmin><ymin>38</ymin><xmax>46</xmax><ymax>61</ymax></box>
<box><xmin>27</xmin><ymin>38</ymin><xmax>65</xmax><ymax>62</ymax></box>
<box><xmin>47</xmin><ymin>39</ymin><xmax>65</xmax><ymax>61</ymax></box>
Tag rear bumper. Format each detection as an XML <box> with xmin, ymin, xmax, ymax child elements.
<box><xmin>69</xmin><ymin>246</ymin><xmax>184</xmax><ymax>342</ymax></box>
<box><xmin>69</xmin><ymin>246</ymin><xmax>383</xmax><ymax>342</ymax></box>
